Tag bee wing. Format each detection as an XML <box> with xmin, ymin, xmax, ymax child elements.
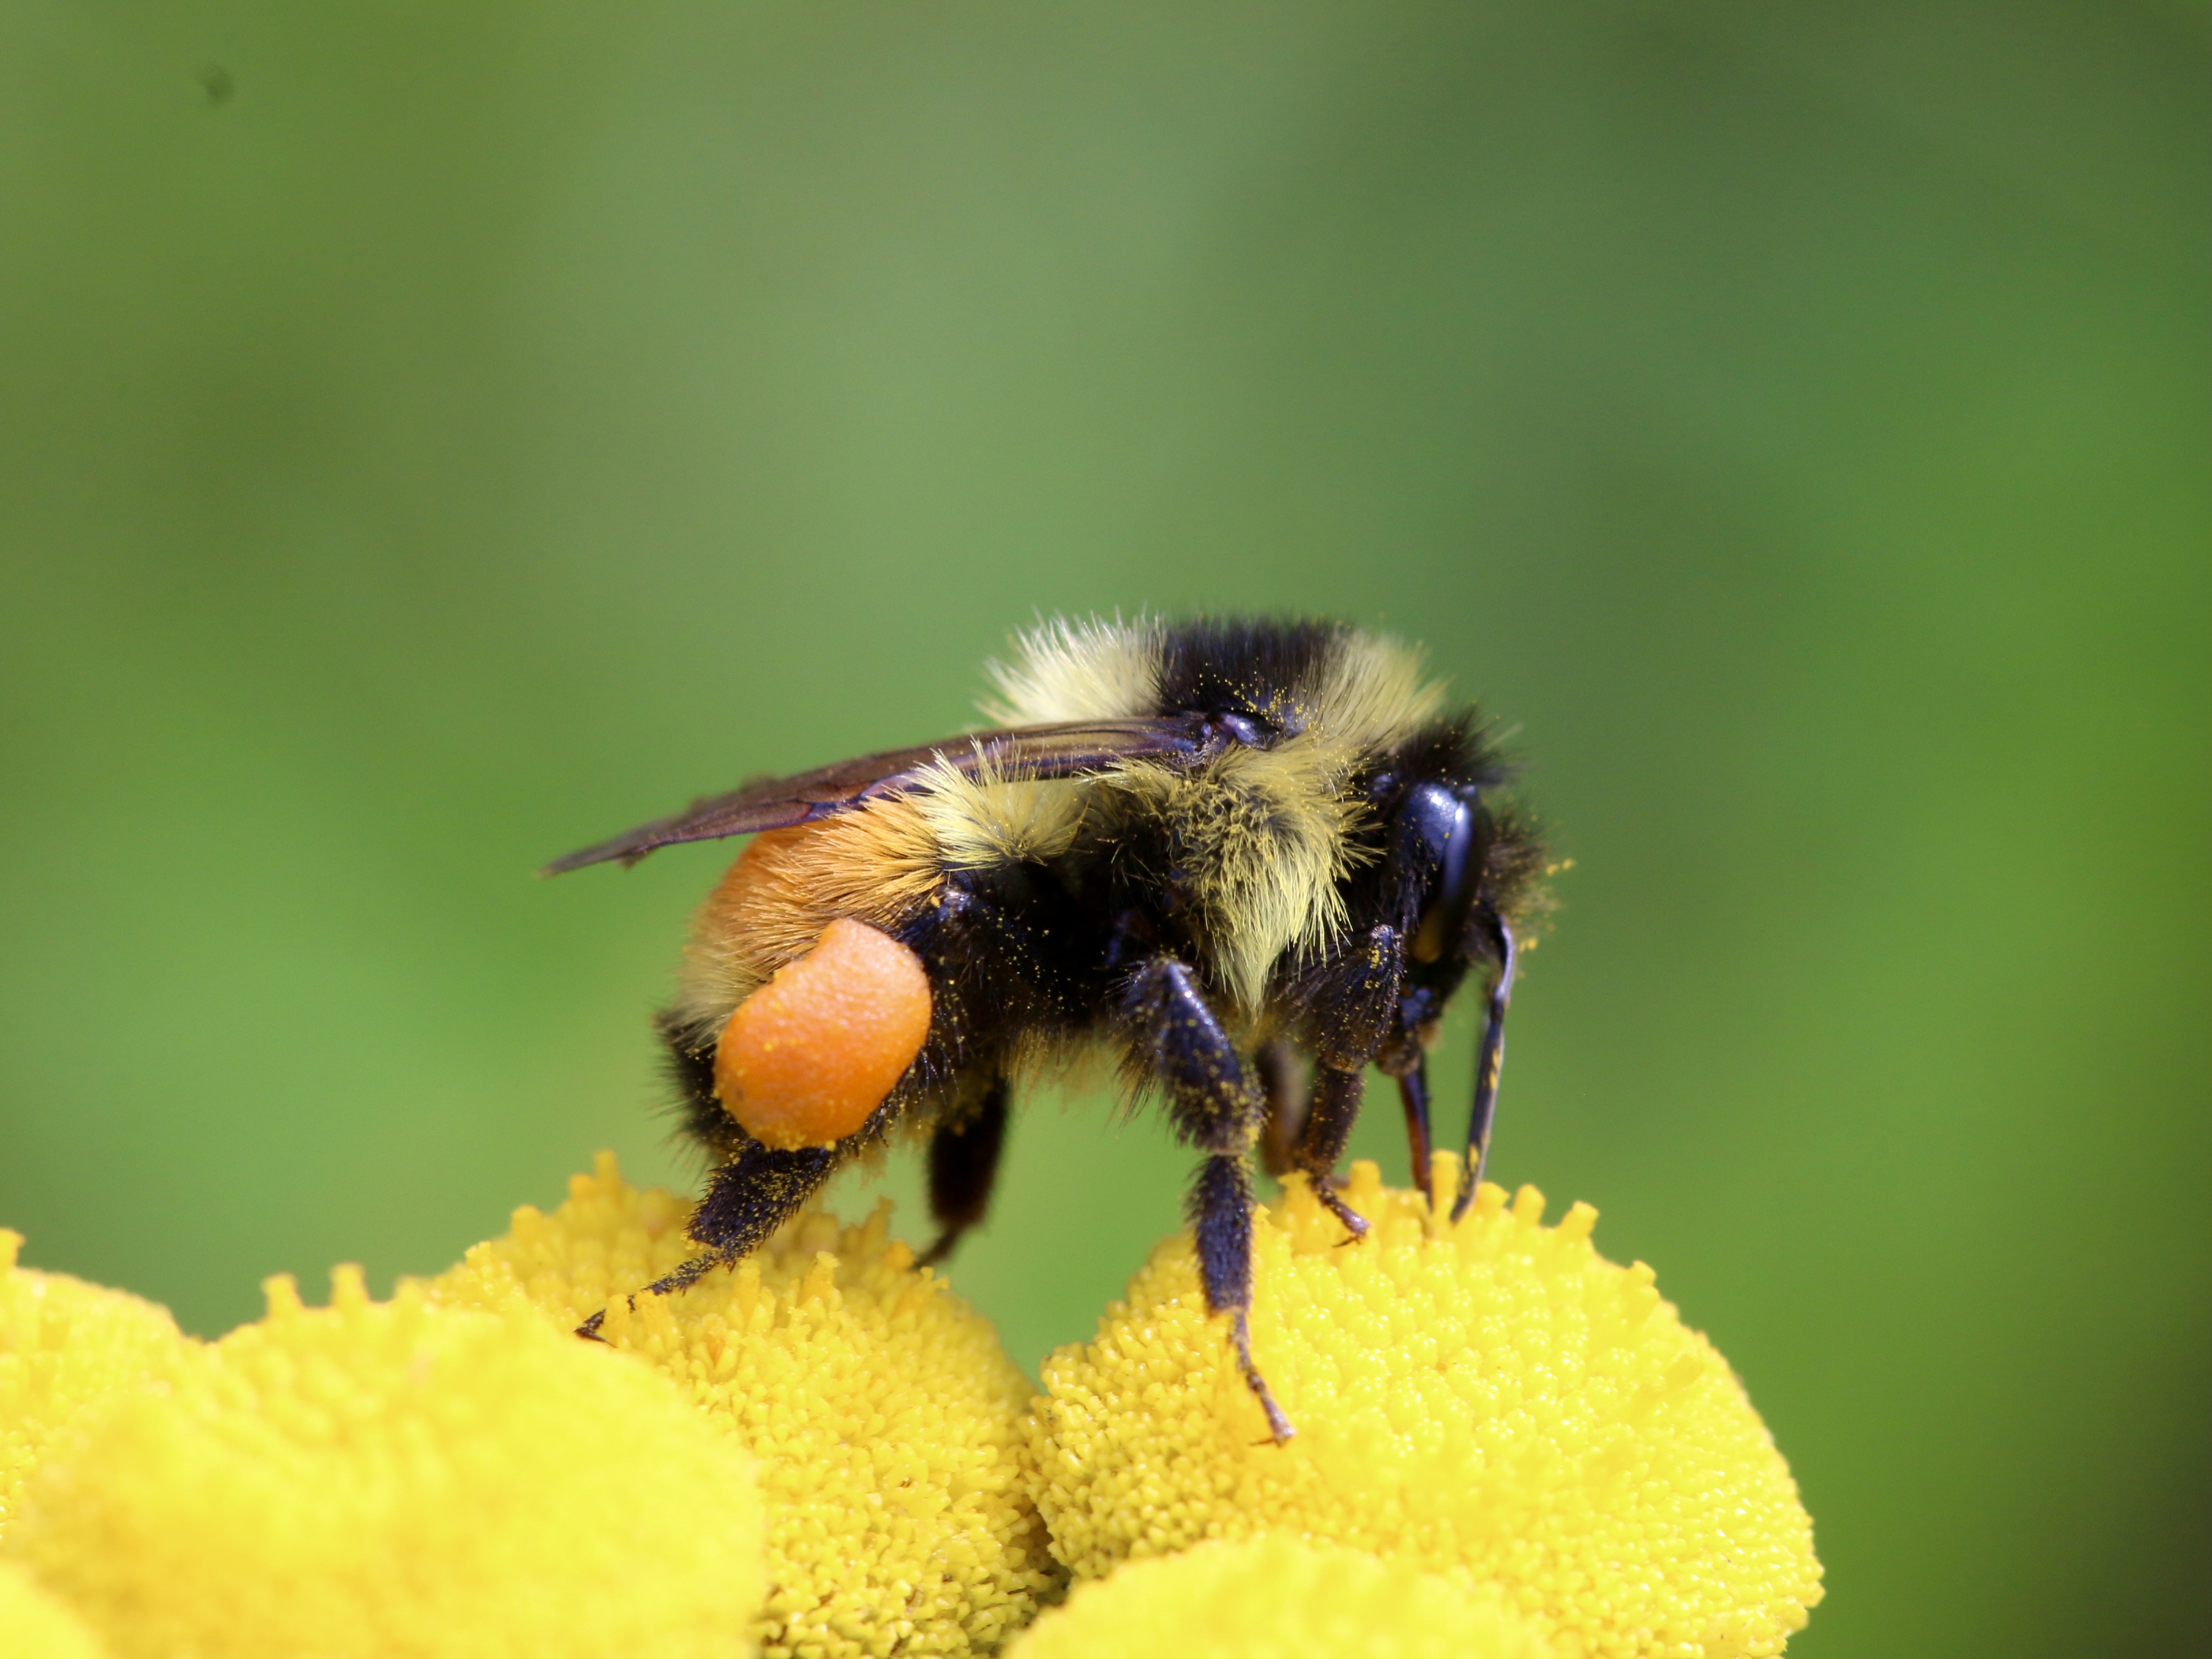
<box><xmin>542</xmin><ymin>714</ymin><xmax>1215</xmax><ymax>874</ymax></box>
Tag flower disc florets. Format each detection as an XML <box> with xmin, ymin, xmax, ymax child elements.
<box><xmin>1028</xmin><ymin>1157</ymin><xmax>1823</xmax><ymax>1659</ymax></box>
<box><xmin>424</xmin><ymin>1153</ymin><xmax>1060</xmax><ymax>1658</ymax></box>
<box><xmin>1003</xmin><ymin>1534</ymin><xmax>1554</xmax><ymax>1659</ymax></box>
<box><xmin>7</xmin><ymin>1266</ymin><xmax>764</xmax><ymax>1659</ymax></box>
<box><xmin>0</xmin><ymin>1231</ymin><xmax>190</xmax><ymax>1540</ymax></box>
<box><xmin>0</xmin><ymin>1558</ymin><xmax>108</xmax><ymax>1659</ymax></box>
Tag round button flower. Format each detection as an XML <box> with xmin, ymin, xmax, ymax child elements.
<box><xmin>1003</xmin><ymin>1534</ymin><xmax>1553</xmax><ymax>1659</ymax></box>
<box><xmin>422</xmin><ymin>1153</ymin><xmax>1059</xmax><ymax>1659</ymax></box>
<box><xmin>6</xmin><ymin>1267</ymin><xmax>765</xmax><ymax>1659</ymax></box>
<box><xmin>0</xmin><ymin>1559</ymin><xmax>108</xmax><ymax>1659</ymax></box>
<box><xmin>1</xmin><ymin>1230</ymin><xmax>190</xmax><ymax>1540</ymax></box>
<box><xmin>1027</xmin><ymin>1158</ymin><xmax>1823</xmax><ymax>1659</ymax></box>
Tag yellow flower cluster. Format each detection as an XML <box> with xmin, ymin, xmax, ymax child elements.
<box><xmin>420</xmin><ymin>1152</ymin><xmax>1058</xmax><ymax>1658</ymax></box>
<box><xmin>1</xmin><ymin>1230</ymin><xmax>189</xmax><ymax>1538</ymax></box>
<box><xmin>1003</xmin><ymin>1535</ymin><xmax>1554</xmax><ymax>1659</ymax></box>
<box><xmin>8</xmin><ymin>1263</ymin><xmax>763</xmax><ymax>1659</ymax></box>
<box><xmin>0</xmin><ymin>1557</ymin><xmax>108</xmax><ymax>1659</ymax></box>
<box><xmin>0</xmin><ymin>1149</ymin><xmax>1820</xmax><ymax>1658</ymax></box>
<box><xmin>1028</xmin><ymin>1157</ymin><xmax>1823</xmax><ymax>1659</ymax></box>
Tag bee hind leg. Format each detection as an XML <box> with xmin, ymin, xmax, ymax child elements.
<box><xmin>572</xmin><ymin>1139</ymin><xmax>839</xmax><ymax>1339</ymax></box>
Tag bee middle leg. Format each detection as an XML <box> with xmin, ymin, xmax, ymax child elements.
<box><xmin>1121</xmin><ymin>955</ymin><xmax>1294</xmax><ymax>1443</ymax></box>
<box><xmin>1285</xmin><ymin>921</ymin><xmax>1405</xmax><ymax>1232</ymax></box>
<box><xmin>1253</xmin><ymin>1041</ymin><xmax>1303</xmax><ymax>1179</ymax></box>
<box><xmin>919</xmin><ymin>1076</ymin><xmax>1010</xmax><ymax>1267</ymax></box>
<box><xmin>1287</xmin><ymin>1064</ymin><xmax>1371</xmax><ymax>1239</ymax></box>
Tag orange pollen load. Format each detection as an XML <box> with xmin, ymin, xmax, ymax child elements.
<box><xmin>713</xmin><ymin>917</ymin><xmax>934</xmax><ymax>1151</ymax></box>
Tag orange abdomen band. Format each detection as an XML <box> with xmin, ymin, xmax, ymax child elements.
<box><xmin>713</xmin><ymin>917</ymin><xmax>933</xmax><ymax>1151</ymax></box>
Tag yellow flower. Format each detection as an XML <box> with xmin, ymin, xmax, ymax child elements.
<box><xmin>1003</xmin><ymin>1535</ymin><xmax>1554</xmax><ymax>1659</ymax></box>
<box><xmin>7</xmin><ymin>1267</ymin><xmax>764</xmax><ymax>1659</ymax></box>
<box><xmin>1</xmin><ymin>1230</ymin><xmax>190</xmax><ymax>1540</ymax></box>
<box><xmin>421</xmin><ymin>1153</ymin><xmax>1059</xmax><ymax>1659</ymax></box>
<box><xmin>0</xmin><ymin>1558</ymin><xmax>109</xmax><ymax>1659</ymax></box>
<box><xmin>1027</xmin><ymin>1158</ymin><xmax>1823</xmax><ymax>1659</ymax></box>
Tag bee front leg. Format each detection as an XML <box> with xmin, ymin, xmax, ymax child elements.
<box><xmin>1390</xmin><ymin>1060</ymin><xmax>1435</xmax><ymax>1194</ymax></box>
<box><xmin>1453</xmin><ymin>907</ymin><xmax>1518</xmax><ymax>1220</ymax></box>
<box><xmin>1121</xmin><ymin>956</ymin><xmax>1294</xmax><ymax>1444</ymax></box>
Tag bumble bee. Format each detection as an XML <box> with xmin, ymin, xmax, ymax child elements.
<box><xmin>550</xmin><ymin>617</ymin><xmax>1544</xmax><ymax>1440</ymax></box>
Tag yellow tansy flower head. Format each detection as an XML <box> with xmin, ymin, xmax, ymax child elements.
<box><xmin>423</xmin><ymin>1153</ymin><xmax>1059</xmax><ymax>1659</ymax></box>
<box><xmin>1004</xmin><ymin>1535</ymin><xmax>1554</xmax><ymax>1659</ymax></box>
<box><xmin>8</xmin><ymin>1267</ymin><xmax>764</xmax><ymax>1659</ymax></box>
<box><xmin>0</xmin><ymin>1558</ymin><xmax>109</xmax><ymax>1659</ymax></box>
<box><xmin>1</xmin><ymin>1230</ymin><xmax>190</xmax><ymax>1539</ymax></box>
<box><xmin>1029</xmin><ymin>1158</ymin><xmax>1823</xmax><ymax>1659</ymax></box>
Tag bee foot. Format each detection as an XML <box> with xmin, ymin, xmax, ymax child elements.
<box><xmin>1313</xmin><ymin>1183</ymin><xmax>1370</xmax><ymax>1243</ymax></box>
<box><xmin>1231</xmin><ymin>1312</ymin><xmax>1296</xmax><ymax>1444</ymax></box>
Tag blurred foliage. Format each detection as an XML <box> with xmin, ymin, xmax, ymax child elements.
<box><xmin>1</xmin><ymin>4</ymin><xmax>2203</xmax><ymax>1656</ymax></box>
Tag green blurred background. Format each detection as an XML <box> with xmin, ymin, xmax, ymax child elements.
<box><xmin>2</xmin><ymin>2</ymin><xmax>2204</xmax><ymax>1651</ymax></box>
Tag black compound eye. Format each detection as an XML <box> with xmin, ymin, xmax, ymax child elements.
<box><xmin>1398</xmin><ymin>782</ymin><xmax>1480</xmax><ymax>965</ymax></box>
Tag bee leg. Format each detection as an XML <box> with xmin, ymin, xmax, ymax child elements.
<box><xmin>1254</xmin><ymin>1042</ymin><xmax>1303</xmax><ymax>1179</ymax></box>
<box><xmin>1452</xmin><ymin>909</ymin><xmax>1518</xmax><ymax>1221</ymax></box>
<box><xmin>572</xmin><ymin>1139</ymin><xmax>840</xmax><ymax>1338</ymax></box>
<box><xmin>687</xmin><ymin>1139</ymin><xmax>842</xmax><ymax>1262</ymax></box>
<box><xmin>1289</xmin><ymin>921</ymin><xmax>1402</xmax><ymax>1232</ymax></box>
<box><xmin>1122</xmin><ymin>956</ymin><xmax>1293</xmax><ymax>1443</ymax></box>
<box><xmin>1288</xmin><ymin>1065</ymin><xmax>1370</xmax><ymax>1240</ymax></box>
<box><xmin>919</xmin><ymin>1078</ymin><xmax>1010</xmax><ymax>1267</ymax></box>
<box><xmin>1391</xmin><ymin>1059</ymin><xmax>1434</xmax><ymax>1194</ymax></box>
<box><xmin>1193</xmin><ymin>1151</ymin><xmax>1295</xmax><ymax>1444</ymax></box>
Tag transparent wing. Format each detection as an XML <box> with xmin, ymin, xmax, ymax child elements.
<box><xmin>542</xmin><ymin>714</ymin><xmax>1213</xmax><ymax>874</ymax></box>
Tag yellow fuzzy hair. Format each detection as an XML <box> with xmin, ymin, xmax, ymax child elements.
<box><xmin>1097</xmin><ymin>745</ymin><xmax>1367</xmax><ymax>1008</ymax></box>
<box><xmin>982</xmin><ymin>616</ymin><xmax>1447</xmax><ymax>1006</ymax></box>
<box><xmin>980</xmin><ymin>614</ymin><xmax>1163</xmax><ymax>725</ymax></box>
<box><xmin>912</xmin><ymin>752</ymin><xmax>1092</xmax><ymax>875</ymax></box>
<box><xmin>981</xmin><ymin>614</ymin><xmax>1445</xmax><ymax>746</ymax></box>
<box><xmin>1298</xmin><ymin>625</ymin><xmax>1449</xmax><ymax>752</ymax></box>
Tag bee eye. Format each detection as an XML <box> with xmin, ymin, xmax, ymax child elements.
<box><xmin>1400</xmin><ymin>782</ymin><xmax>1480</xmax><ymax>965</ymax></box>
